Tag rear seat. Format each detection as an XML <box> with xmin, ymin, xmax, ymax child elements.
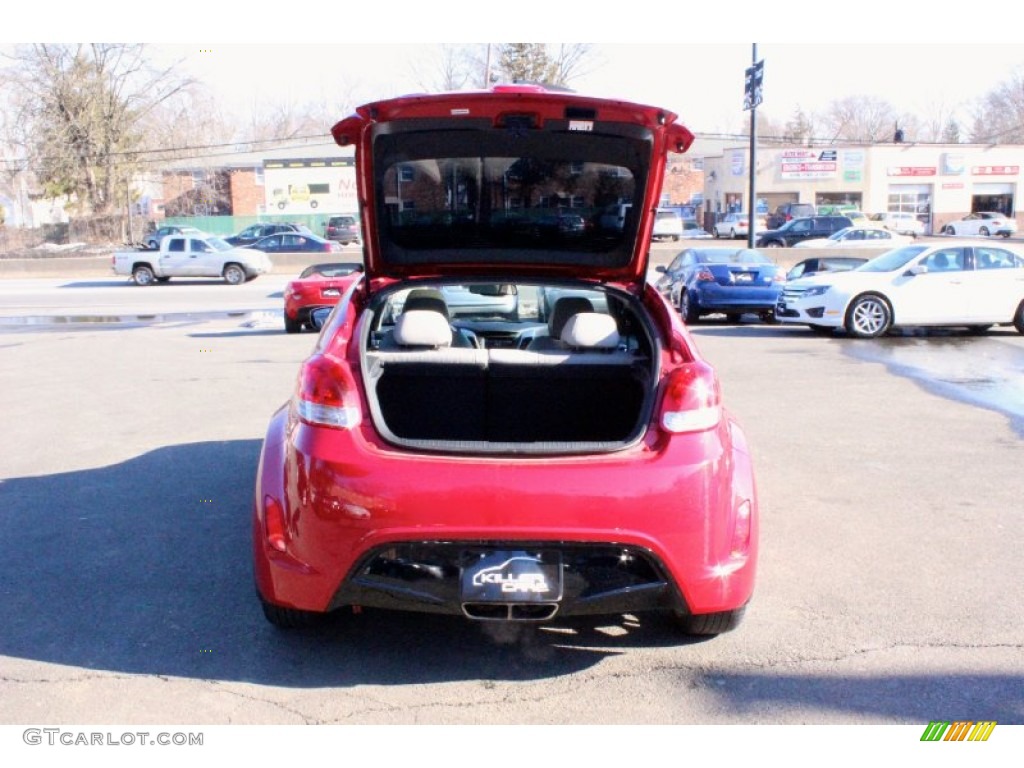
<box><xmin>366</xmin><ymin>310</ymin><xmax>649</xmax><ymax>445</ymax></box>
<box><xmin>487</xmin><ymin>313</ymin><xmax>648</xmax><ymax>442</ymax></box>
<box><xmin>366</xmin><ymin>310</ymin><xmax>488</xmax><ymax>441</ymax></box>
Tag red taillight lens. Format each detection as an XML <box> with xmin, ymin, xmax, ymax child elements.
<box><xmin>264</xmin><ymin>495</ymin><xmax>288</xmax><ymax>552</ymax></box>
<box><xmin>730</xmin><ymin>499</ymin><xmax>752</xmax><ymax>557</ymax></box>
<box><xmin>659</xmin><ymin>361</ymin><xmax>722</xmax><ymax>434</ymax></box>
<box><xmin>695</xmin><ymin>269</ymin><xmax>716</xmax><ymax>282</ymax></box>
<box><xmin>294</xmin><ymin>354</ymin><xmax>361</xmax><ymax>429</ymax></box>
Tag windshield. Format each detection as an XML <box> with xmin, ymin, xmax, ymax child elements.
<box><xmin>858</xmin><ymin>245</ymin><xmax>929</xmax><ymax>272</ymax></box>
<box><xmin>828</xmin><ymin>228</ymin><xmax>853</xmax><ymax>241</ymax></box>
<box><xmin>208</xmin><ymin>237</ymin><xmax>233</xmax><ymax>252</ymax></box>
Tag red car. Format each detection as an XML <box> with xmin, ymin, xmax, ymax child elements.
<box><xmin>282</xmin><ymin>262</ymin><xmax>364</xmax><ymax>334</ymax></box>
<box><xmin>254</xmin><ymin>85</ymin><xmax>759</xmax><ymax>637</ymax></box>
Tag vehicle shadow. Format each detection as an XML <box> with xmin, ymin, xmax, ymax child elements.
<box><xmin>58</xmin><ymin>280</ymin><xmax>135</xmax><ymax>289</ymax></box>
<box><xmin>693</xmin><ymin>670</ymin><xmax>1023</xmax><ymax>723</ymax></box>
<box><xmin>0</xmin><ymin>440</ymin><xmax>702</xmax><ymax>689</ymax></box>
<box><xmin>688</xmin><ymin>324</ymin><xmax>804</xmax><ymax>339</ymax></box>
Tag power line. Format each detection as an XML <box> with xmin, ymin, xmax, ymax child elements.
<box><xmin>0</xmin><ymin>131</ymin><xmax>341</xmax><ymax>170</ymax></box>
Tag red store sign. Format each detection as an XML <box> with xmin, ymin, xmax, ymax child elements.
<box><xmin>887</xmin><ymin>167</ymin><xmax>936</xmax><ymax>176</ymax></box>
<box><xmin>972</xmin><ymin>165</ymin><xmax>1020</xmax><ymax>175</ymax></box>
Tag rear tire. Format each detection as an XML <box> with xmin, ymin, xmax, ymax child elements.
<box><xmin>284</xmin><ymin>315</ymin><xmax>302</xmax><ymax>334</ymax></box>
<box><xmin>223</xmin><ymin>263</ymin><xmax>246</xmax><ymax>285</ymax></box>
<box><xmin>760</xmin><ymin>310</ymin><xmax>779</xmax><ymax>325</ymax></box>
<box><xmin>260</xmin><ymin>597</ymin><xmax>324</xmax><ymax>629</ymax></box>
<box><xmin>680</xmin><ymin>290</ymin><xmax>700</xmax><ymax>324</ymax></box>
<box><xmin>979</xmin><ymin>226</ymin><xmax>990</xmax><ymax>236</ymax></box>
<box><xmin>132</xmin><ymin>264</ymin><xmax>156</xmax><ymax>286</ymax></box>
<box><xmin>1014</xmin><ymin>301</ymin><xmax>1024</xmax><ymax>334</ymax></box>
<box><xmin>674</xmin><ymin>606</ymin><xmax>746</xmax><ymax>636</ymax></box>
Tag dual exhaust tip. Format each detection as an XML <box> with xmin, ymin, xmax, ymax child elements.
<box><xmin>462</xmin><ymin>602</ymin><xmax>559</xmax><ymax>622</ymax></box>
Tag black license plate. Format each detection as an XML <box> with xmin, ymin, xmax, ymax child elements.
<box><xmin>461</xmin><ymin>550</ymin><xmax>563</xmax><ymax>602</ymax></box>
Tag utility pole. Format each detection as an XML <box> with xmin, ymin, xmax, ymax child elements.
<box><xmin>744</xmin><ymin>44</ymin><xmax>763</xmax><ymax>249</ymax></box>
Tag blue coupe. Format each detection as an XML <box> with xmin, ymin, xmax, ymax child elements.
<box><xmin>654</xmin><ymin>248</ymin><xmax>786</xmax><ymax>323</ymax></box>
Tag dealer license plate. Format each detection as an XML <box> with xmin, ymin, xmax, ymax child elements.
<box><xmin>460</xmin><ymin>550</ymin><xmax>563</xmax><ymax>602</ymax></box>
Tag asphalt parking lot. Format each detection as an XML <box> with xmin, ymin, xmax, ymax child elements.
<box><xmin>0</xmin><ymin>282</ymin><xmax>1021</xmax><ymax>725</ymax></box>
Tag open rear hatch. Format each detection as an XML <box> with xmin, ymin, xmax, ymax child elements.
<box><xmin>332</xmin><ymin>85</ymin><xmax>694</xmax><ymax>292</ymax></box>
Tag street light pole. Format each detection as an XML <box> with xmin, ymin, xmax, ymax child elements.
<box><xmin>747</xmin><ymin>43</ymin><xmax>758</xmax><ymax>249</ymax></box>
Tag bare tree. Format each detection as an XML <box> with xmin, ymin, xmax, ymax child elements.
<box><xmin>546</xmin><ymin>44</ymin><xmax>596</xmax><ymax>86</ymax></box>
<box><xmin>412</xmin><ymin>44</ymin><xmax>483</xmax><ymax>92</ymax></box>
<box><xmin>1</xmin><ymin>44</ymin><xmax>194</xmax><ymax>214</ymax></box>
<box><xmin>818</xmin><ymin>95</ymin><xmax>898</xmax><ymax>143</ymax></box>
<box><xmin>969</xmin><ymin>69</ymin><xmax>1024</xmax><ymax>143</ymax></box>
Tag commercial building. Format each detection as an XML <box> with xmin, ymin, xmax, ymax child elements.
<box><xmin>702</xmin><ymin>143</ymin><xmax>1023</xmax><ymax>234</ymax></box>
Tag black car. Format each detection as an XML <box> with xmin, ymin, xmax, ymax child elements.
<box><xmin>250</xmin><ymin>232</ymin><xmax>339</xmax><ymax>254</ymax></box>
<box><xmin>324</xmin><ymin>215</ymin><xmax>361</xmax><ymax>245</ymax></box>
<box><xmin>225</xmin><ymin>223</ymin><xmax>312</xmax><ymax>247</ymax></box>
<box><xmin>756</xmin><ymin>216</ymin><xmax>854</xmax><ymax>248</ymax></box>
<box><xmin>765</xmin><ymin>202</ymin><xmax>815</xmax><ymax>230</ymax></box>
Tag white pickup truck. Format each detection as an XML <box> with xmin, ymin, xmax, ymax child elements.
<box><xmin>111</xmin><ymin>234</ymin><xmax>273</xmax><ymax>286</ymax></box>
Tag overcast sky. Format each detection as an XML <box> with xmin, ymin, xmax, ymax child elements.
<box><xmin>147</xmin><ymin>41</ymin><xmax>1024</xmax><ymax>138</ymax></box>
<box><xmin>8</xmin><ymin>3</ymin><xmax>1024</xmax><ymax>138</ymax></box>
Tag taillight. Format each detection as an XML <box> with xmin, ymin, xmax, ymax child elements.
<box><xmin>294</xmin><ymin>354</ymin><xmax>361</xmax><ymax>429</ymax></box>
<box><xmin>659</xmin><ymin>361</ymin><xmax>722</xmax><ymax>434</ymax></box>
<box><xmin>730</xmin><ymin>499</ymin><xmax>752</xmax><ymax>557</ymax></box>
<box><xmin>695</xmin><ymin>269</ymin><xmax>716</xmax><ymax>282</ymax></box>
<box><xmin>264</xmin><ymin>495</ymin><xmax>288</xmax><ymax>552</ymax></box>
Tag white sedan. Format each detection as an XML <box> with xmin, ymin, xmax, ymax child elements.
<box><xmin>776</xmin><ymin>241</ymin><xmax>1024</xmax><ymax>338</ymax></box>
<box><xmin>942</xmin><ymin>211</ymin><xmax>1018</xmax><ymax>238</ymax></box>
<box><xmin>794</xmin><ymin>226</ymin><xmax>911</xmax><ymax>249</ymax></box>
<box><xmin>713</xmin><ymin>213</ymin><xmax>766</xmax><ymax>239</ymax></box>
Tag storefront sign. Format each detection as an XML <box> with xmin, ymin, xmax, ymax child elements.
<box><xmin>887</xmin><ymin>167</ymin><xmax>936</xmax><ymax>176</ymax></box>
<box><xmin>941</xmin><ymin>182</ymin><xmax>964</xmax><ymax>190</ymax></box>
<box><xmin>941</xmin><ymin>154</ymin><xmax>964</xmax><ymax>175</ymax></box>
<box><xmin>972</xmin><ymin>165</ymin><xmax>1019</xmax><ymax>175</ymax></box>
<box><xmin>730</xmin><ymin>151</ymin><xmax>745</xmax><ymax>176</ymax></box>
<box><xmin>781</xmin><ymin>161</ymin><xmax>837</xmax><ymax>179</ymax></box>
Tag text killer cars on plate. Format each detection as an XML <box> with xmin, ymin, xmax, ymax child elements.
<box><xmin>253</xmin><ymin>85</ymin><xmax>759</xmax><ymax>637</ymax></box>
